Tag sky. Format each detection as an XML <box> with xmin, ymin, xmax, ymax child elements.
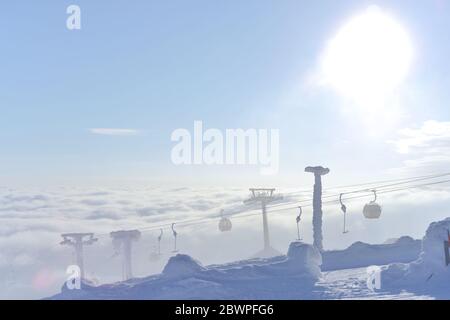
<box><xmin>1</xmin><ymin>0</ymin><xmax>450</xmax><ymax>299</ymax></box>
<box><xmin>0</xmin><ymin>0</ymin><xmax>449</xmax><ymax>186</ymax></box>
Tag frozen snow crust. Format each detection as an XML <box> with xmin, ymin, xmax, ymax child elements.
<box><xmin>48</xmin><ymin>220</ymin><xmax>450</xmax><ymax>300</ymax></box>
<box><xmin>51</xmin><ymin>241</ymin><xmax>323</xmax><ymax>299</ymax></box>
<box><xmin>322</xmin><ymin>236</ymin><xmax>421</xmax><ymax>271</ymax></box>
<box><xmin>382</xmin><ymin>218</ymin><xmax>450</xmax><ymax>298</ymax></box>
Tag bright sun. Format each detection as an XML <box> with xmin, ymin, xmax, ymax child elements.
<box><xmin>322</xmin><ymin>6</ymin><xmax>413</xmax><ymax>106</ymax></box>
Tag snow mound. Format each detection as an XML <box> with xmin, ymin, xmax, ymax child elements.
<box><xmin>382</xmin><ymin>218</ymin><xmax>450</xmax><ymax>296</ymax></box>
<box><xmin>285</xmin><ymin>241</ymin><xmax>322</xmax><ymax>278</ymax></box>
<box><xmin>384</xmin><ymin>236</ymin><xmax>415</xmax><ymax>245</ymax></box>
<box><xmin>48</xmin><ymin>242</ymin><xmax>323</xmax><ymax>300</ymax></box>
<box><xmin>58</xmin><ymin>278</ymin><xmax>98</xmax><ymax>299</ymax></box>
<box><xmin>162</xmin><ymin>254</ymin><xmax>206</xmax><ymax>278</ymax></box>
<box><xmin>322</xmin><ymin>236</ymin><xmax>420</xmax><ymax>271</ymax></box>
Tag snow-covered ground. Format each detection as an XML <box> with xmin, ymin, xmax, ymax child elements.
<box><xmin>48</xmin><ymin>263</ymin><xmax>437</xmax><ymax>300</ymax></box>
<box><xmin>49</xmin><ymin>242</ymin><xmax>323</xmax><ymax>299</ymax></box>
<box><xmin>322</xmin><ymin>236</ymin><xmax>421</xmax><ymax>271</ymax></box>
<box><xmin>316</xmin><ymin>268</ymin><xmax>433</xmax><ymax>300</ymax></box>
<box><xmin>381</xmin><ymin>218</ymin><xmax>450</xmax><ymax>299</ymax></box>
<box><xmin>48</xmin><ymin>221</ymin><xmax>450</xmax><ymax>300</ymax></box>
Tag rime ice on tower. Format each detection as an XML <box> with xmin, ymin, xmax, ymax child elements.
<box><xmin>110</xmin><ymin>230</ymin><xmax>141</xmax><ymax>281</ymax></box>
<box><xmin>243</xmin><ymin>188</ymin><xmax>283</xmax><ymax>258</ymax></box>
<box><xmin>284</xmin><ymin>241</ymin><xmax>322</xmax><ymax>280</ymax></box>
<box><xmin>60</xmin><ymin>233</ymin><xmax>98</xmax><ymax>279</ymax></box>
<box><xmin>305</xmin><ymin>166</ymin><xmax>330</xmax><ymax>252</ymax></box>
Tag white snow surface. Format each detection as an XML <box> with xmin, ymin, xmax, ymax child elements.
<box><xmin>47</xmin><ymin>219</ymin><xmax>450</xmax><ymax>300</ymax></box>
<box><xmin>50</xmin><ymin>242</ymin><xmax>323</xmax><ymax>300</ymax></box>
<box><xmin>382</xmin><ymin>218</ymin><xmax>450</xmax><ymax>298</ymax></box>
<box><xmin>322</xmin><ymin>236</ymin><xmax>421</xmax><ymax>271</ymax></box>
<box><xmin>162</xmin><ymin>254</ymin><xmax>206</xmax><ymax>278</ymax></box>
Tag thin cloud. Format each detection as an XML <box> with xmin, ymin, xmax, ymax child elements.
<box><xmin>388</xmin><ymin>120</ymin><xmax>450</xmax><ymax>172</ymax></box>
<box><xmin>89</xmin><ymin>128</ymin><xmax>141</xmax><ymax>136</ymax></box>
<box><xmin>389</xmin><ymin>120</ymin><xmax>450</xmax><ymax>154</ymax></box>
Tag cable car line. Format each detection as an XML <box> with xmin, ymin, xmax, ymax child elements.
<box><xmin>93</xmin><ymin>178</ymin><xmax>450</xmax><ymax>239</ymax></box>
<box><xmin>266</xmin><ymin>172</ymin><xmax>450</xmax><ymax>210</ymax></box>
<box><xmin>62</xmin><ymin>176</ymin><xmax>450</xmax><ymax>248</ymax></box>
<box><xmin>282</xmin><ymin>172</ymin><xmax>450</xmax><ymax>196</ymax></box>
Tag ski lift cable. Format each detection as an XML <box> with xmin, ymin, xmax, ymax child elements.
<box><xmin>63</xmin><ymin>176</ymin><xmax>450</xmax><ymax>241</ymax></box>
<box><xmin>229</xmin><ymin>178</ymin><xmax>450</xmax><ymax>219</ymax></box>
<box><xmin>98</xmin><ymin>174</ymin><xmax>450</xmax><ymax>238</ymax></box>
<box><xmin>44</xmin><ymin>177</ymin><xmax>450</xmax><ymax>261</ymax></box>
<box><xmin>267</xmin><ymin>178</ymin><xmax>450</xmax><ymax>214</ymax></box>
<box><xmin>96</xmin><ymin>178</ymin><xmax>450</xmax><ymax>236</ymax></box>
<box><xmin>282</xmin><ymin>172</ymin><xmax>450</xmax><ymax>196</ymax></box>
<box><xmin>143</xmin><ymin>177</ymin><xmax>450</xmax><ymax>232</ymax></box>
<box><xmin>38</xmin><ymin>187</ymin><xmax>381</xmax><ymax>257</ymax></box>
<box><xmin>266</xmin><ymin>172</ymin><xmax>450</xmax><ymax>210</ymax></box>
<box><xmin>284</xmin><ymin>171</ymin><xmax>450</xmax><ymax>195</ymax></box>
<box><xmin>97</xmin><ymin>178</ymin><xmax>450</xmax><ymax>239</ymax></box>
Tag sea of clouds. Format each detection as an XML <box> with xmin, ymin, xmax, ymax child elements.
<box><xmin>0</xmin><ymin>183</ymin><xmax>449</xmax><ymax>299</ymax></box>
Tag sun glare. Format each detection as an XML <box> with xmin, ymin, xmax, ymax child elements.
<box><xmin>322</xmin><ymin>6</ymin><xmax>413</xmax><ymax>107</ymax></box>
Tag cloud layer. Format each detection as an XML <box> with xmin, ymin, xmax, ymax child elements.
<box><xmin>0</xmin><ymin>183</ymin><xmax>449</xmax><ymax>299</ymax></box>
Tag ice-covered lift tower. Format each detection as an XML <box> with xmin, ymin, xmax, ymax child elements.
<box><xmin>110</xmin><ymin>230</ymin><xmax>141</xmax><ymax>280</ymax></box>
<box><xmin>244</xmin><ymin>188</ymin><xmax>283</xmax><ymax>257</ymax></box>
<box><xmin>60</xmin><ymin>233</ymin><xmax>98</xmax><ymax>279</ymax></box>
<box><xmin>305</xmin><ymin>166</ymin><xmax>330</xmax><ymax>252</ymax></box>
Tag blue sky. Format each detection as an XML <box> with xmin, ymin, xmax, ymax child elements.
<box><xmin>1</xmin><ymin>0</ymin><xmax>450</xmax><ymax>186</ymax></box>
<box><xmin>2</xmin><ymin>1</ymin><xmax>450</xmax><ymax>299</ymax></box>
